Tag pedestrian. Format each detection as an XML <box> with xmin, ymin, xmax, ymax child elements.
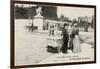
<box><xmin>68</xmin><ymin>23</ymin><xmax>73</xmax><ymax>50</ymax></box>
<box><xmin>61</xmin><ymin>23</ymin><xmax>69</xmax><ymax>54</ymax></box>
<box><xmin>72</xmin><ymin>25</ymin><xmax>81</xmax><ymax>53</ymax></box>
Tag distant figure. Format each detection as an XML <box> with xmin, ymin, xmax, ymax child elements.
<box><xmin>61</xmin><ymin>23</ymin><xmax>69</xmax><ymax>54</ymax></box>
<box><xmin>72</xmin><ymin>26</ymin><xmax>81</xmax><ymax>53</ymax></box>
<box><xmin>69</xmin><ymin>24</ymin><xmax>78</xmax><ymax>51</ymax></box>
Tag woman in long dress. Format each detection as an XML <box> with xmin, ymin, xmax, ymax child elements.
<box><xmin>73</xmin><ymin>29</ymin><xmax>81</xmax><ymax>53</ymax></box>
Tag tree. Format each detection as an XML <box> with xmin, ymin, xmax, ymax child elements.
<box><xmin>60</xmin><ymin>14</ymin><xmax>65</xmax><ymax>21</ymax></box>
<box><xmin>91</xmin><ymin>16</ymin><xmax>95</xmax><ymax>29</ymax></box>
<box><xmin>15</xmin><ymin>6</ymin><xmax>28</xmax><ymax>19</ymax></box>
<box><xmin>60</xmin><ymin>15</ymin><xmax>72</xmax><ymax>23</ymax></box>
<box><xmin>15</xmin><ymin>5</ymin><xmax>58</xmax><ymax>19</ymax></box>
<box><xmin>78</xmin><ymin>17</ymin><xmax>89</xmax><ymax>32</ymax></box>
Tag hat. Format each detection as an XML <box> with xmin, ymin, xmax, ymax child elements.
<box><xmin>64</xmin><ymin>23</ymin><xmax>68</xmax><ymax>27</ymax></box>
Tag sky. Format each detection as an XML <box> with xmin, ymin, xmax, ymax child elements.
<box><xmin>57</xmin><ymin>6</ymin><xmax>94</xmax><ymax>20</ymax></box>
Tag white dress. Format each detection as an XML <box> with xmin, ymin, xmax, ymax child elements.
<box><xmin>73</xmin><ymin>35</ymin><xmax>81</xmax><ymax>53</ymax></box>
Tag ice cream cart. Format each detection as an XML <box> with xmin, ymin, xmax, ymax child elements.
<box><xmin>47</xmin><ymin>23</ymin><xmax>63</xmax><ymax>53</ymax></box>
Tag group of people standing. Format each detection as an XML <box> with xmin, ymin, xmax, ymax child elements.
<box><xmin>61</xmin><ymin>23</ymin><xmax>81</xmax><ymax>54</ymax></box>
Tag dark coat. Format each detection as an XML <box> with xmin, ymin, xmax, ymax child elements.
<box><xmin>61</xmin><ymin>28</ymin><xmax>69</xmax><ymax>53</ymax></box>
<box><xmin>62</xmin><ymin>28</ymin><xmax>69</xmax><ymax>43</ymax></box>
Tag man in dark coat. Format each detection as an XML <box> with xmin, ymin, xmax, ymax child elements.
<box><xmin>61</xmin><ymin>23</ymin><xmax>69</xmax><ymax>53</ymax></box>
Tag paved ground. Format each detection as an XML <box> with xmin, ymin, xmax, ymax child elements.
<box><xmin>15</xmin><ymin>19</ymin><xmax>53</xmax><ymax>65</ymax></box>
<box><xmin>15</xmin><ymin>19</ymin><xmax>94</xmax><ymax>66</ymax></box>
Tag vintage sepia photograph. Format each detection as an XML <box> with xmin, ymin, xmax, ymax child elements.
<box><xmin>11</xmin><ymin>1</ymin><xmax>96</xmax><ymax>68</ymax></box>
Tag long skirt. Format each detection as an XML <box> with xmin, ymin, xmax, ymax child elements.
<box><xmin>73</xmin><ymin>35</ymin><xmax>81</xmax><ymax>53</ymax></box>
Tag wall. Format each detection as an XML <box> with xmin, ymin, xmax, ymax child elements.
<box><xmin>0</xmin><ymin>0</ymin><xmax>100</xmax><ymax>69</ymax></box>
